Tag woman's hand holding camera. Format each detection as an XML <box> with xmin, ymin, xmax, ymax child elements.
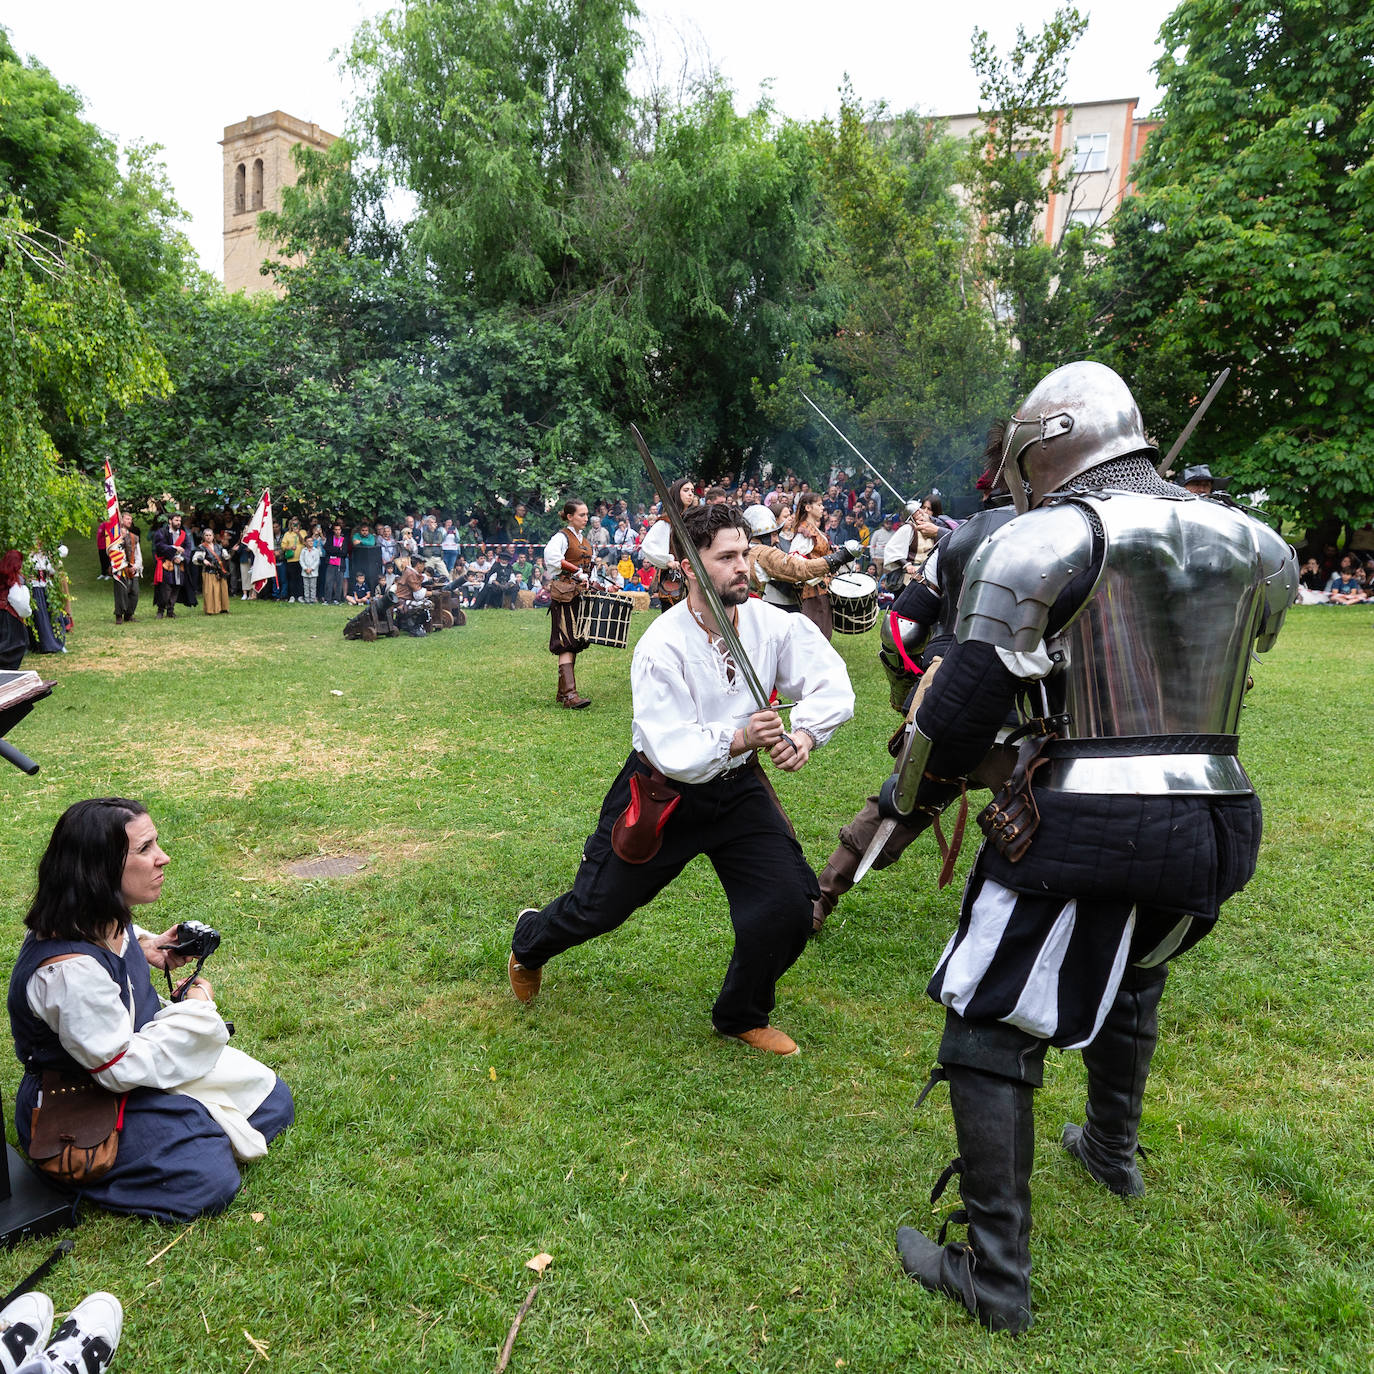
<box><xmin>140</xmin><ymin>926</ymin><xmax>194</xmax><ymax>971</ymax></box>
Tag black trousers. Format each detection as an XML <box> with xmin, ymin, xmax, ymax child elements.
<box><xmin>513</xmin><ymin>753</ymin><xmax>818</xmax><ymax>1034</ymax></box>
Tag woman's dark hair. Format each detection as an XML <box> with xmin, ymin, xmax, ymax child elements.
<box><xmin>25</xmin><ymin>798</ymin><xmax>148</xmax><ymax>942</ymax></box>
<box><xmin>668</xmin><ymin>477</ymin><xmax>695</xmax><ymax>511</ymax></box>
<box><xmin>925</xmin><ymin>495</ymin><xmax>944</xmax><ymax>518</ymax></box>
<box><xmin>561</xmin><ymin>498</ymin><xmax>586</xmax><ymax>520</ymax></box>
<box><xmin>669</xmin><ymin>503</ymin><xmax>750</xmax><ymax>563</ymax></box>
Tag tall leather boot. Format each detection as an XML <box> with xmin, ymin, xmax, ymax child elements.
<box><xmin>896</xmin><ymin>1066</ymin><xmax>1036</xmax><ymax>1334</ymax></box>
<box><xmin>812</xmin><ymin>845</ymin><xmax>861</xmax><ymax>933</ymax></box>
<box><xmin>557</xmin><ymin>661</ymin><xmax>591</xmax><ymax>710</ymax></box>
<box><xmin>1061</xmin><ymin>964</ymin><xmax>1167</xmax><ymax>1196</ymax></box>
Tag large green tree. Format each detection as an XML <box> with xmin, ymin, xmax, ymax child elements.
<box><xmin>1097</xmin><ymin>0</ymin><xmax>1374</xmax><ymax>536</ymax></box>
<box><xmin>97</xmin><ymin>255</ymin><xmax>623</xmax><ymax>525</ymax></box>
<box><xmin>761</xmin><ymin>93</ymin><xmax>1009</xmax><ymax>497</ymax></box>
<box><xmin>343</xmin><ymin>0</ymin><xmax>824</xmax><ymax>475</ymax></box>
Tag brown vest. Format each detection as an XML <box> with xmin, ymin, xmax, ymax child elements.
<box><xmin>558</xmin><ymin>526</ymin><xmax>593</xmax><ymax>577</ymax></box>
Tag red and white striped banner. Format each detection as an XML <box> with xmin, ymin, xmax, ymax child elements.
<box><xmin>101</xmin><ymin>460</ymin><xmax>126</xmax><ymax>578</ymax></box>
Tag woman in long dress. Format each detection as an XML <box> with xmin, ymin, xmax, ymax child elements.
<box><xmin>8</xmin><ymin>798</ymin><xmax>293</xmax><ymax>1223</ymax></box>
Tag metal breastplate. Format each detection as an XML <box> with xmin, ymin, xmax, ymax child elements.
<box><xmin>1045</xmin><ymin>494</ymin><xmax>1268</xmax><ymax>795</ymax></box>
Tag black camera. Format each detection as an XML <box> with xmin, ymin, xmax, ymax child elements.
<box><xmin>167</xmin><ymin>920</ymin><xmax>221</xmax><ymax>960</ymax></box>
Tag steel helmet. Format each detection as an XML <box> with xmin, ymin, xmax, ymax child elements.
<box><xmin>999</xmin><ymin>361</ymin><xmax>1156</xmax><ymax>513</ymax></box>
<box><xmin>743</xmin><ymin>504</ymin><xmax>779</xmax><ymax>538</ymax></box>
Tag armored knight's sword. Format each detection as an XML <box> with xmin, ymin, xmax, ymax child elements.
<box><xmin>629</xmin><ymin>424</ymin><xmax>796</xmax><ymax>755</ymax></box>
<box><xmin>801</xmin><ymin>394</ymin><xmax>909</xmax><ymax>508</ymax></box>
<box><xmin>1157</xmin><ymin>367</ymin><xmax>1231</xmax><ymax>475</ymax></box>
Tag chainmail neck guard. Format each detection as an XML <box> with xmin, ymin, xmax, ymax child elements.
<box><xmin>1063</xmin><ymin>453</ymin><xmax>1179</xmax><ymax>497</ymax></box>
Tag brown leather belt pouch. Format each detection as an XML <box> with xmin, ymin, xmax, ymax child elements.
<box><xmin>28</xmin><ymin>1070</ymin><xmax>125</xmax><ymax>1186</ymax></box>
<box><xmin>612</xmin><ymin>765</ymin><xmax>682</xmax><ymax>863</ymax></box>
<box><xmin>976</xmin><ymin>732</ymin><xmax>1054</xmax><ymax>862</ymax></box>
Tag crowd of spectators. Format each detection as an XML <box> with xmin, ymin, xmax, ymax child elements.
<box><xmin>92</xmin><ymin>472</ymin><xmax>918</xmax><ymax>616</ymax></box>
<box><xmin>79</xmin><ymin>480</ymin><xmax>1374</xmax><ymax>624</ymax></box>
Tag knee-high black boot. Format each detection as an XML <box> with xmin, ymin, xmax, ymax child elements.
<box><xmin>1061</xmin><ymin>964</ymin><xmax>1168</xmax><ymax>1197</ymax></box>
<box><xmin>897</xmin><ymin>1065</ymin><xmax>1037</xmax><ymax>1334</ymax></box>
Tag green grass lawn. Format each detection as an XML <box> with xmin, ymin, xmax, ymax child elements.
<box><xmin>1</xmin><ymin>547</ymin><xmax>1371</xmax><ymax>1372</ymax></box>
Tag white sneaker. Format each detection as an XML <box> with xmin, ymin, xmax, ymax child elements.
<box><xmin>39</xmin><ymin>1294</ymin><xmax>122</xmax><ymax>1374</ymax></box>
<box><xmin>0</xmin><ymin>1292</ymin><xmax>53</xmax><ymax>1374</ymax></box>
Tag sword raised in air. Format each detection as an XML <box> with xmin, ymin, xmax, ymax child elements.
<box><xmin>629</xmin><ymin>423</ymin><xmax>796</xmax><ymax>756</ymax></box>
<box><xmin>1157</xmin><ymin>367</ymin><xmax>1231</xmax><ymax>476</ymax></box>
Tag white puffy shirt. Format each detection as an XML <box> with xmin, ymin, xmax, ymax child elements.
<box><xmin>630</xmin><ymin>599</ymin><xmax>855</xmax><ymax>784</ymax></box>
<box><xmin>25</xmin><ymin>928</ymin><xmax>229</xmax><ymax>1094</ymax></box>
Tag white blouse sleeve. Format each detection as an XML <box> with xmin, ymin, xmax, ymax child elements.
<box><xmin>631</xmin><ymin>650</ymin><xmax>736</xmax><ymax>784</ymax></box>
<box><xmin>27</xmin><ymin>958</ymin><xmax>228</xmax><ymax>1093</ymax></box>
<box><xmin>884</xmin><ymin>524</ymin><xmax>913</xmax><ymax>568</ymax></box>
<box><xmin>774</xmin><ymin>614</ymin><xmax>855</xmax><ymax>749</ymax></box>
<box><xmin>544</xmin><ymin>532</ymin><xmax>569</xmax><ymax>568</ymax></box>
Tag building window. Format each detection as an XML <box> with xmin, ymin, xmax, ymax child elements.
<box><xmin>234</xmin><ymin>163</ymin><xmax>246</xmax><ymax>214</ymax></box>
<box><xmin>1064</xmin><ymin>206</ymin><xmax>1103</xmax><ymax>230</ymax></box>
<box><xmin>1073</xmin><ymin>132</ymin><xmax>1108</xmax><ymax>174</ymax></box>
<box><xmin>251</xmin><ymin>158</ymin><xmax>264</xmax><ymax>211</ymax></box>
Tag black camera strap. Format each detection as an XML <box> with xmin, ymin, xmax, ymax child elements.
<box><xmin>166</xmin><ymin>953</ymin><xmax>212</xmax><ymax>1003</ymax></box>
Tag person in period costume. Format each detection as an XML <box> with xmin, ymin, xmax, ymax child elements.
<box><xmin>868</xmin><ymin>361</ymin><xmax>1296</xmax><ymax>1333</ymax></box>
<box><xmin>639</xmin><ymin>476</ymin><xmax>697</xmax><ymax>611</ymax></box>
<box><xmin>811</xmin><ymin>445</ymin><xmax>1017</xmax><ymax>933</ymax></box>
<box><xmin>788</xmin><ymin>492</ymin><xmax>838</xmax><ymax>640</ymax></box>
<box><xmin>508</xmin><ymin>503</ymin><xmax>855</xmax><ymax>1055</ymax></box>
<box><xmin>26</xmin><ymin>548</ymin><xmax>67</xmax><ymax>654</ymax></box>
<box><xmin>193</xmin><ymin>530</ymin><xmax>232</xmax><ymax>615</ymax></box>
<box><xmin>152</xmin><ymin>515</ymin><xmax>190</xmax><ymax>619</ymax></box>
<box><xmin>0</xmin><ymin>552</ymin><xmax>30</xmax><ymax>670</ymax></box>
<box><xmin>8</xmin><ymin>798</ymin><xmax>293</xmax><ymax>1224</ymax></box>
<box><xmin>743</xmin><ymin>504</ymin><xmax>860</xmax><ymax>610</ymax></box>
<box><xmin>543</xmin><ymin>499</ymin><xmax>596</xmax><ymax>709</ymax></box>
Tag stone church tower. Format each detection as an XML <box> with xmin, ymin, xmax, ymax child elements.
<box><xmin>221</xmin><ymin>111</ymin><xmax>337</xmax><ymax>295</ymax></box>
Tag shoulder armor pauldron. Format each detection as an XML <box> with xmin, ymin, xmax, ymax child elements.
<box><xmin>956</xmin><ymin>503</ymin><xmax>1097</xmax><ymax>652</ymax></box>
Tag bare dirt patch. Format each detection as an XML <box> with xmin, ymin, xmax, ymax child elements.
<box><xmin>110</xmin><ymin>722</ymin><xmax>355</xmax><ymax>794</ymax></box>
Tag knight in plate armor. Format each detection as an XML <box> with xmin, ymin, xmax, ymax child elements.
<box><xmin>879</xmin><ymin>361</ymin><xmax>1297</xmax><ymax>1333</ymax></box>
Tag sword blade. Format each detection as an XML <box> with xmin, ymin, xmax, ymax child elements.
<box><xmin>852</xmin><ymin>817</ymin><xmax>899</xmax><ymax>884</ymax></box>
<box><xmin>801</xmin><ymin>394</ymin><xmax>908</xmax><ymax>506</ymax></box>
<box><xmin>1158</xmin><ymin>367</ymin><xmax>1231</xmax><ymax>475</ymax></box>
<box><xmin>629</xmin><ymin>424</ymin><xmax>772</xmax><ymax>713</ymax></box>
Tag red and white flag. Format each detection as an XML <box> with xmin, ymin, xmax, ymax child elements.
<box><xmin>101</xmin><ymin>460</ymin><xmax>127</xmax><ymax>578</ymax></box>
<box><xmin>241</xmin><ymin>488</ymin><xmax>277</xmax><ymax>592</ymax></box>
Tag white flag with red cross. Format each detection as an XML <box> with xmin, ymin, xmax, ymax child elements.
<box><xmin>241</xmin><ymin>488</ymin><xmax>277</xmax><ymax>591</ymax></box>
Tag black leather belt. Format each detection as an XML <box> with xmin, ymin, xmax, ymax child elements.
<box><xmin>1045</xmin><ymin>733</ymin><xmax>1239</xmax><ymax>759</ymax></box>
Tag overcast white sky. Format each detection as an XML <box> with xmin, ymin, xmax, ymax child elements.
<box><xmin>4</xmin><ymin>1</ymin><xmax>1178</xmax><ymax>278</ymax></box>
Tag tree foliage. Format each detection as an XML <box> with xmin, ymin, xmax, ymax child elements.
<box><xmin>962</xmin><ymin>7</ymin><xmax>1098</xmax><ymax>391</ymax></box>
<box><xmin>342</xmin><ymin>0</ymin><xmax>824</xmax><ymax>475</ymax></box>
<box><xmin>1097</xmin><ymin>0</ymin><xmax>1374</xmax><ymax>534</ymax></box>
<box><xmin>97</xmin><ymin>256</ymin><xmax>622</xmax><ymax>525</ymax></box>
<box><xmin>0</xmin><ymin>28</ymin><xmax>201</xmax><ymax>301</ymax></box>
<box><xmin>804</xmin><ymin>95</ymin><xmax>1008</xmax><ymax>490</ymax></box>
<box><xmin>0</xmin><ymin>204</ymin><xmax>169</xmax><ymax>554</ymax></box>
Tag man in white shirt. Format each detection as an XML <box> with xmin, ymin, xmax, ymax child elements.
<box><xmin>508</xmin><ymin>504</ymin><xmax>855</xmax><ymax>1054</ymax></box>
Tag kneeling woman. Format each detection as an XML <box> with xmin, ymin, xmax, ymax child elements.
<box><xmin>8</xmin><ymin>798</ymin><xmax>294</xmax><ymax>1223</ymax></box>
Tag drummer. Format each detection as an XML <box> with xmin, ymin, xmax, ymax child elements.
<box><xmin>743</xmin><ymin>505</ymin><xmax>861</xmax><ymax>619</ymax></box>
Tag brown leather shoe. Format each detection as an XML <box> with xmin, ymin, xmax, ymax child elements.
<box><xmin>508</xmin><ymin>952</ymin><xmax>542</xmax><ymax>1004</ymax></box>
<box><xmin>730</xmin><ymin>1026</ymin><xmax>799</xmax><ymax>1056</ymax></box>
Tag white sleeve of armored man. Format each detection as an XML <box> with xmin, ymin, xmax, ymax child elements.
<box><xmin>1252</xmin><ymin>519</ymin><xmax>1299</xmax><ymax>653</ymax></box>
<box><xmin>956</xmin><ymin>504</ymin><xmax>1097</xmax><ymax>653</ymax></box>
